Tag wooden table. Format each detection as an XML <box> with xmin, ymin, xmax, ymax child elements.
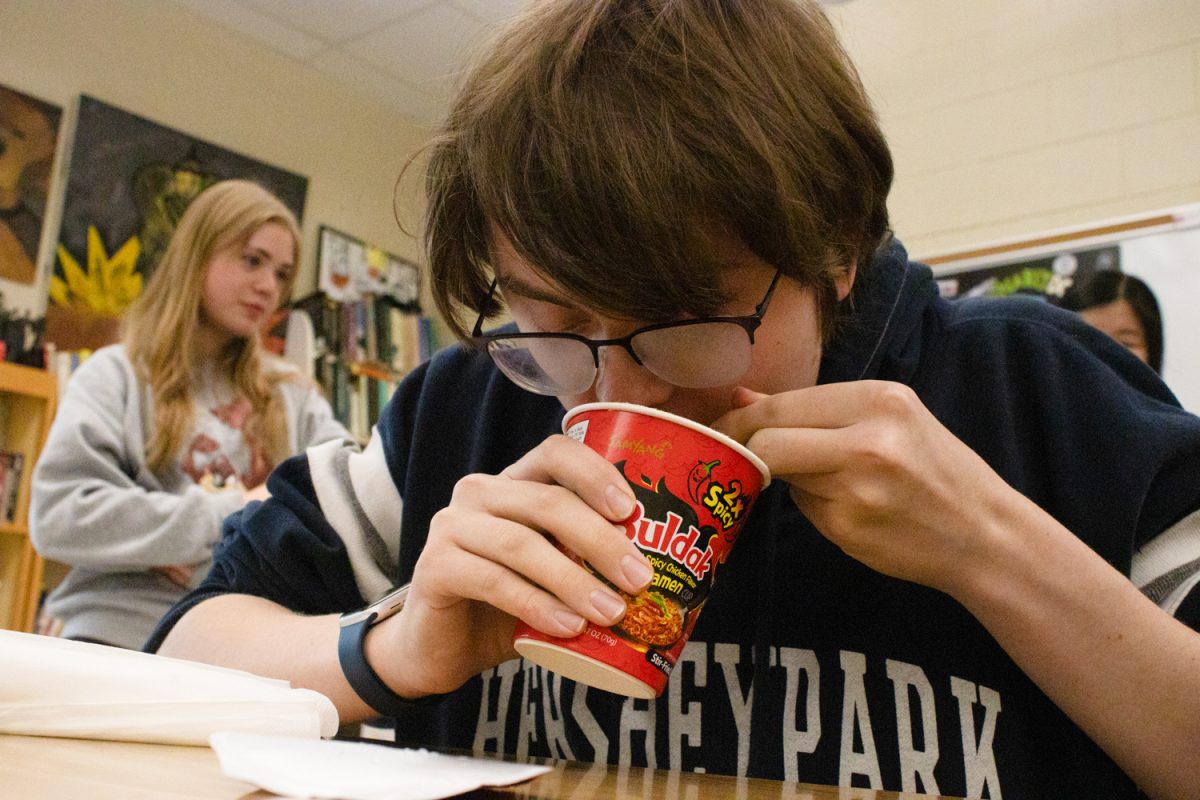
<box><xmin>0</xmin><ymin>734</ymin><xmax>956</xmax><ymax>800</ymax></box>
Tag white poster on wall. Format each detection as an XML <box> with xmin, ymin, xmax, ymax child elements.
<box><xmin>1120</xmin><ymin>228</ymin><xmax>1200</xmax><ymax>413</ymax></box>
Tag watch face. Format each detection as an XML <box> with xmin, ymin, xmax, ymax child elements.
<box><xmin>341</xmin><ymin>583</ymin><xmax>411</xmax><ymax>627</ymax></box>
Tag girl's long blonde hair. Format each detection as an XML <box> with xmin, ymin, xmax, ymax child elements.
<box><xmin>122</xmin><ymin>179</ymin><xmax>301</xmax><ymax>476</ymax></box>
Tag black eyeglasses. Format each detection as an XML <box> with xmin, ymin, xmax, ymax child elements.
<box><xmin>471</xmin><ymin>270</ymin><xmax>782</xmax><ymax>395</ymax></box>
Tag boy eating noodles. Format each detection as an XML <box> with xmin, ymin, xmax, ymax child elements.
<box><xmin>152</xmin><ymin>2</ymin><xmax>1200</xmax><ymax>797</ymax></box>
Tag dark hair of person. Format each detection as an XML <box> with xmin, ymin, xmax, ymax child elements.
<box><xmin>1059</xmin><ymin>269</ymin><xmax>1163</xmax><ymax>373</ymax></box>
<box><xmin>420</xmin><ymin>0</ymin><xmax>894</xmax><ymax>342</ymax></box>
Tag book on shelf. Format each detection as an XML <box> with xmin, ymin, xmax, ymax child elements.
<box><xmin>46</xmin><ymin>346</ymin><xmax>94</xmax><ymax>400</ymax></box>
<box><xmin>290</xmin><ymin>291</ymin><xmax>435</xmax><ymax>439</ymax></box>
<box><xmin>0</xmin><ymin>450</ymin><xmax>25</xmax><ymax>523</ymax></box>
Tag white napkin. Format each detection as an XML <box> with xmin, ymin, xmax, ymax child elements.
<box><xmin>210</xmin><ymin>731</ymin><xmax>552</xmax><ymax>800</ymax></box>
<box><xmin>0</xmin><ymin>629</ymin><xmax>338</xmax><ymax>745</ymax></box>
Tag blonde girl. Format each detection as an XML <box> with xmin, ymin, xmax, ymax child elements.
<box><xmin>31</xmin><ymin>179</ymin><xmax>349</xmax><ymax>648</ymax></box>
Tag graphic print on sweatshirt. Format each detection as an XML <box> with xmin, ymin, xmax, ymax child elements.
<box><xmin>180</xmin><ymin>396</ymin><xmax>269</xmax><ymax>488</ymax></box>
<box><xmin>469</xmin><ymin>641</ymin><xmax>1006</xmax><ymax>798</ymax></box>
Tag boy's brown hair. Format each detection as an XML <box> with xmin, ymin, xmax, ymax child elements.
<box><xmin>424</xmin><ymin>0</ymin><xmax>893</xmax><ymax>341</ymax></box>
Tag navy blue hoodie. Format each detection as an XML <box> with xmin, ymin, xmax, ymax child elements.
<box><xmin>150</xmin><ymin>241</ymin><xmax>1200</xmax><ymax>798</ymax></box>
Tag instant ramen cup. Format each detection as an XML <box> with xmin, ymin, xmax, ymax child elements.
<box><xmin>513</xmin><ymin>401</ymin><xmax>771</xmax><ymax>699</ymax></box>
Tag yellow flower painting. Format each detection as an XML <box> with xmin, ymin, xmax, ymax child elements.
<box><xmin>50</xmin><ymin>225</ymin><xmax>143</xmax><ymax>316</ymax></box>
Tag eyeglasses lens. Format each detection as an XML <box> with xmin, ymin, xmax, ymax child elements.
<box><xmin>487</xmin><ymin>337</ymin><xmax>596</xmax><ymax>395</ymax></box>
<box><xmin>632</xmin><ymin>321</ymin><xmax>753</xmax><ymax>388</ymax></box>
<box><xmin>487</xmin><ymin>320</ymin><xmax>753</xmax><ymax>395</ymax></box>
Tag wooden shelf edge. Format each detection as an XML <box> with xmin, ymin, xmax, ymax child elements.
<box><xmin>0</xmin><ymin>362</ymin><xmax>56</xmax><ymax>399</ymax></box>
<box><xmin>0</xmin><ymin>363</ymin><xmax>57</xmax><ymax>632</ymax></box>
<box><xmin>348</xmin><ymin>360</ymin><xmax>404</xmax><ymax>382</ymax></box>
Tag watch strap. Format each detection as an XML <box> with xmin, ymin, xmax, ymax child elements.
<box><xmin>337</xmin><ymin>611</ymin><xmax>443</xmax><ymax>717</ymax></box>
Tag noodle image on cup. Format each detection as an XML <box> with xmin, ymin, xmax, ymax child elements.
<box><xmin>513</xmin><ymin>402</ymin><xmax>770</xmax><ymax>699</ymax></box>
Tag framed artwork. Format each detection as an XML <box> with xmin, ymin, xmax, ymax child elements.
<box><xmin>47</xmin><ymin>94</ymin><xmax>308</xmax><ymax>350</ymax></box>
<box><xmin>0</xmin><ymin>84</ymin><xmax>62</xmax><ymax>285</ymax></box>
<box><xmin>317</xmin><ymin>225</ymin><xmax>421</xmax><ymax>310</ymax></box>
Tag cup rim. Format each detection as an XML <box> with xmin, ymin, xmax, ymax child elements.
<box><xmin>562</xmin><ymin>401</ymin><xmax>771</xmax><ymax>485</ymax></box>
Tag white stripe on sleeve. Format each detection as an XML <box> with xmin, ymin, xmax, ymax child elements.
<box><xmin>1132</xmin><ymin>507</ymin><xmax>1200</xmax><ymax>616</ymax></box>
<box><xmin>307</xmin><ymin>437</ymin><xmax>394</xmax><ymax>603</ymax></box>
<box><xmin>347</xmin><ymin>431</ymin><xmax>404</xmax><ymax>569</ymax></box>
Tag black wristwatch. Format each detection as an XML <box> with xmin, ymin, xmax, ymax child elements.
<box><xmin>337</xmin><ymin>582</ymin><xmax>418</xmax><ymax>717</ymax></box>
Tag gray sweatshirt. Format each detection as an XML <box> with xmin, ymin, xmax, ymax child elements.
<box><xmin>29</xmin><ymin>345</ymin><xmax>351</xmax><ymax>649</ymax></box>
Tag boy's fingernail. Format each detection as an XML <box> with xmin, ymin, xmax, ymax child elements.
<box><xmin>590</xmin><ymin>589</ymin><xmax>627</xmax><ymax>622</ymax></box>
<box><xmin>621</xmin><ymin>554</ymin><xmax>654</xmax><ymax>587</ymax></box>
<box><xmin>553</xmin><ymin>609</ymin><xmax>587</xmax><ymax>635</ymax></box>
<box><xmin>606</xmin><ymin>483</ymin><xmax>636</xmax><ymax>519</ymax></box>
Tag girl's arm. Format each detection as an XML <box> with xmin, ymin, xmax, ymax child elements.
<box><xmin>30</xmin><ymin>349</ymin><xmax>244</xmax><ymax>570</ymax></box>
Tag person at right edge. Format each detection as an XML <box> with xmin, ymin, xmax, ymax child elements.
<box><xmin>149</xmin><ymin>2</ymin><xmax>1200</xmax><ymax>798</ymax></box>
<box><xmin>1059</xmin><ymin>268</ymin><xmax>1165</xmax><ymax>374</ymax></box>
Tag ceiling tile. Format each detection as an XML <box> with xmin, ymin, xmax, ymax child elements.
<box><xmin>240</xmin><ymin>0</ymin><xmax>437</xmax><ymax>46</ymax></box>
<box><xmin>350</xmin><ymin>3</ymin><xmax>492</xmax><ymax>95</ymax></box>
<box><xmin>169</xmin><ymin>0</ymin><xmax>328</xmax><ymax>61</ymax></box>
<box><xmin>309</xmin><ymin>48</ymin><xmax>447</xmax><ymax>127</ymax></box>
<box><xmin>449</xmin><ymin>0</ymin><xmax>529</xmax><ymax>24</ymax></box>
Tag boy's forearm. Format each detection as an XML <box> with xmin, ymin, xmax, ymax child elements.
<box><xmin>157</xmin><ymin>593</ymin><xmax>379</xmax><ymax>724</ymax></box>
<box><xmin>955</xmin><ymin>493</ymin><xmax>1200</xmax><ymax>800</ymax></box>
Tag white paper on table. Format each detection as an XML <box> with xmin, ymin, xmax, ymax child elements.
<box><xmin>210</xmin><ymin>731</ymin><xmax>552</xmax><ymax>800</ymax></box>
<box><xmin>0</xmin><ymin>629</ymin><xmax>338</xmax><ymax>745</ymax></box>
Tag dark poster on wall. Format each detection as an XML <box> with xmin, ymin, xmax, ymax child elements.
<box><xmin>0</xmin><ymin>84</ymin><xmax>62</xmax><ymax>285</ymax></box>
<box><xmin>49</xmin><ymin>94</ymin><xmax>308</xmax><ymax>350</ymax></box>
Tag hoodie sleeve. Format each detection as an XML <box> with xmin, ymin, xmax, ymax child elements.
<box><xmin>29</xmin><ymin>349</ymin><xmax>245</xmax><ymax>571</ymax></box>
<box><xmin>932</xmin><ymin>297</ymin><xmax>1200</xmax><ymax>631</ymax></box>
<box><xmin>144</xmin><ymin>435</ymin><xmax>371</xmax><ymax>653</ymax></box>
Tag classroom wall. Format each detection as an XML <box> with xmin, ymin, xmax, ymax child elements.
<box><xmin>0</xmin><ymin>0</ymin><xmax>431</xmax><ymax>318</ymax></box>
<box><xmin>827</xmin><ymin>0</ymin><xmax>1200</xmax><ymax>259</ymax></box>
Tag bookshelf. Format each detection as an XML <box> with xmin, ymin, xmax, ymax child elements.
<box><xmin>0</xmin><ymin>361</ymin><xmax>58</xmax><ymax>632</ymax></box>
<box><xmin>292</xmin><ymin>291</ymin><xmax>434</xmax><ymax>441</ymax></box>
